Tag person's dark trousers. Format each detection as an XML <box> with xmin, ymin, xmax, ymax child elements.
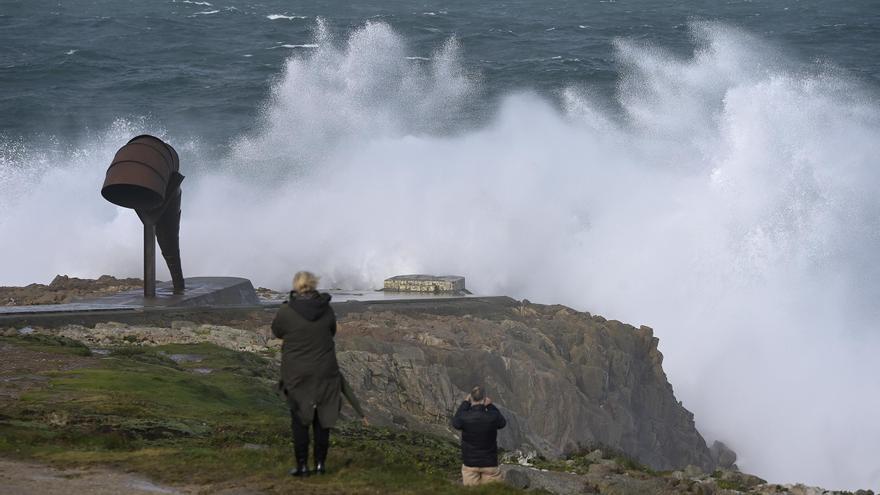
<box><xmin>290</xmin><ymin>411</ymin><xmax>330</xmax><ymax>465</ymax></box>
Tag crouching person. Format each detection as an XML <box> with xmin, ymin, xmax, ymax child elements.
<box><xmin>452</xmin><ymin>386</ymin><xmax>507</xmax><ymax>486</ymax></box>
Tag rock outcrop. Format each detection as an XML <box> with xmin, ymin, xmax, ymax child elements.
<box><xmin>0</xmin><ymin>275</ymin><xmax>141</xmax><ymax>306</ymax></box>
<box><xmin>333</xmin><ymin>297</ymin><xmax>715</xmax><ymax>471</ymax></box>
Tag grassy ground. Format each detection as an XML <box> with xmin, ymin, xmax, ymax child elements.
<box><xmin>0</xmin><ymin>335</ymin><xmax>526</xmax><ymax>494</ymax></box>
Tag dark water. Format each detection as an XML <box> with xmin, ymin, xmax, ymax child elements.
<box><xmin>2</xmin><ymin>0</ymin><xmax>878</xmax><ymax>146</ymax></box>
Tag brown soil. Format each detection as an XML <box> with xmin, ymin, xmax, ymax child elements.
<box><xmin>0</xmin><ymin>275</ymin><xmax>142</xmax><ymax>306</ymax></box>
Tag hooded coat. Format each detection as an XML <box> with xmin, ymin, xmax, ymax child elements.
<box><xmin>271</xmin><ymin>291</ymin><xmax>342</xmax><ymax>428</ymax></box>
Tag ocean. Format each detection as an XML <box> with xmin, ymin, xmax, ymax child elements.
<box><xmin>3</xmin><ymin>0</ymin><xmax>879</xmax><ymax>146</ymax></box>
<box><xmin>2</xmin><ymin>0</ymin><xmax>880</xmax><ymax>490</ymax></box>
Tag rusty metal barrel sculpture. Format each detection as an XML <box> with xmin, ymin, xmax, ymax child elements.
<box><xmin>101</xmin><ymin>135</ymin><xmax>185</xmax><ymax>297</ymax></box>
<box><xmin>102</xmin><ymin>135</ymin><xmax>180</xmax><ymax>210</ymax></box>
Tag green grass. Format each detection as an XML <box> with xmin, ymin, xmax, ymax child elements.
<box><xmin>0</xmin><ymin>337</ymin><xmax>525</xmax><ymax>494</ymax></box>
<box><xmin>0</xmin><ymin>333</ymin><xmax>92</xmax><ymax>356</ymax></box>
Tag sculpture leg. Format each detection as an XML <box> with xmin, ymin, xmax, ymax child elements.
<box><xmin>144</xmin><ymin>224</ymin><xmax>156</xmax><ymax>298</ymax></box>
<box><xmin>156</xmin><ymin>193</ymin><xmax>184</xmax><ymax>294</ymax></box>
<box><xmin>164</xmin><ymin>253</ymin><xmax>185</xmax><ymax>295</ymax></box>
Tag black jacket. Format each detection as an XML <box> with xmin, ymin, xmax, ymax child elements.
<box><xmin>451</xmin><ymin>401</ymin><xmax>507</xmax><ymax>467</ymax></box>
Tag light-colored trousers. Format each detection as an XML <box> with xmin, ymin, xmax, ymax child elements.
<box><xmin>461</xmin><ymin>465</ymin><xmax>502</xmax><ymax>486</ymax></box>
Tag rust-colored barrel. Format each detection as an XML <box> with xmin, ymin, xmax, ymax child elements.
<box><xmin>101</xmin><ymin>135</ymin><xmax>179</xmax><ymax>210</ymax></box>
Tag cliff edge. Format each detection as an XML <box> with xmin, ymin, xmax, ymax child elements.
<box><xmin>333</xmin><ymin>296</ymin><xmax>714</xmax><ymax>471</ymax></box>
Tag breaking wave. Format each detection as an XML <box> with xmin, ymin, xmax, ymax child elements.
<box><xmin>2</xmin><ymin>20</ymin><xmax>880</xmax><ymax>490</ymax></box>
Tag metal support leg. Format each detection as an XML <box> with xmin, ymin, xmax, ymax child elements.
<box><xmin>144</xmin><ymin>223</ymin><xmax>156</xmax><ymax>298</ymax></box>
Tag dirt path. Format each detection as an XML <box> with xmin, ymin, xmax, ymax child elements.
<box><xmin>0</xmin><ymin>458</ymin><xmax>189</xmax><ymax>494</ymax></box>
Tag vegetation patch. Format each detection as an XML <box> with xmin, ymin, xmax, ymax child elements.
<box><xmin>0</xmin><ymin>337</ymin><xmax>523</xmax><ymax>494</ymax></box>
<box><xmin>0</xmin><ymin>333</ymin><xmax>92</xmax><ymax>356</ymax></box>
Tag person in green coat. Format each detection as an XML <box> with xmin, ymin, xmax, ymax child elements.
<box><xmin>272</xmin><ymin>271</ymin><xmax>342</xmax><ymax>477</ymax></box>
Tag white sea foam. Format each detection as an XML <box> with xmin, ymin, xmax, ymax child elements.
<box><xmin>1</xmin><ymin>21</ymin><xmax>879</xmax><ymax>491</ymax></box>
<box><xmin>267</xmin><ymin>14</ymin><xmax>307</xmax><ymax>21</ymax></box>
<box><xmin>181</xmin><ymin>0</ymin><xmax>212</xmax><ymax>5</ymax></box>
<box><xmin>268</xmin><ymin>44</ymin><xmax>318</xmax><ymax>49</ymax></box>
<box><xmin>65</xmin><ymin>49</ymin><xmax>77</xmax><ymax>55</ymax></box>
<box><xmin>192</xmin><ymin>10</ymin><xmax>219</xmax><ymax>15</ymax></box>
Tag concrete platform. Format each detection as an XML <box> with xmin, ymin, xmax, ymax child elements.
<box><xmin>82</xmin><ymin>277</ymin><xmax>261</xmax><ymax>308</ymax></box>
<box><xmin>0</xmin><ymin>277</ymin><xmax>259</xmax><ymax>315</ymax></box>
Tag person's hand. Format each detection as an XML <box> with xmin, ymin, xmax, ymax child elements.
<box><xmin>361</xmin><ymin>417</ymin><xmax>370</xmax><ymax>427</ymax></box>
<box><xmin>484</xmin><ymin>397</ymin><xmax>492</xmax><ymax>406</ymax></box>
<box><xmin>465</xmin><ymin>393</ymin><xmax>472</xmax><ymax>402</ymax></box>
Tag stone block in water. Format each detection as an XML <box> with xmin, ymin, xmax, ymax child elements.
<box><xmin>383</xmin><ymin>275</ymin><xmax>466</xmax><ymax>294</ymax></box>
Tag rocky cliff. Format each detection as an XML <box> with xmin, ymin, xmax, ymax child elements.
<box><xmin>1</xmin><ymin>283</ymin><xmax>716</xmax><ymax>472</ymax></box>
<box><xmin>332</xmin><ymin>297</ymin><xmax>714</xmax><ymax>471</ymax></box>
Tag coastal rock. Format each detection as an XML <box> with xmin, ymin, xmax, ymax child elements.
<box><xmin>11</xmin><ymin>295</ymin><xmax>713</xmax><ymax>471</ymax></box>
<box><xmin>334</xmin><ymin>298</ymin><xmax>715</xmax><ymax>471</ymax></box>
<box><xmin>0</xmin><ymin>275</ymin><xmax>141</xmax><ymax>306</ymax></box>
<box><xmin>709</xmin><ymin>440</ymin><xmax>738</xmax><ymax>469</ymax></box>
<box><xmin>500</xmin><ymin>465</ymin><xmax>594</xmax><ymax>493</ymax></box>
<box><xmin>51</xmin><ymin>322</ymin><xmax>280</xmax><ymax>354</ymax></box>
<box><xmin>714</xmin><ymin>469</ymin><xmax>766</xmax><ymax>490</ymax></box>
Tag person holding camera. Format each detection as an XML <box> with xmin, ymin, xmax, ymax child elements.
<box><xmin>272</xmin><ymin>271</ymin><xmax>342</xmax><ymax>477</ymax></box>
<box><xmin>451</xmin><ymin>385</ymin><xmax>508</xmax><ymax>486</ymax></box>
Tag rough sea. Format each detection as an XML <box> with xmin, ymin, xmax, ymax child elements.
<box><xmin>2</xmin><ymin>0</ymin><xmax>880</xmax><ymax>490</ymax></box>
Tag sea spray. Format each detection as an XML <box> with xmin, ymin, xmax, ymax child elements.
<box><xmin>1</xmin><ymin>20</ymin><xmax>879</xmax><ymax>490</ymax></box>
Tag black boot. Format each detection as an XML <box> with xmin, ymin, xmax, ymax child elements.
<box><xmin>289</xmin><ymin>459</ymin><xmax>310</xmax><ymax>477</ymax></box>
<box><xmin>313</xmin><ymin>416</ymin><xmax>329</xmax><ymax>475</ymax></box>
